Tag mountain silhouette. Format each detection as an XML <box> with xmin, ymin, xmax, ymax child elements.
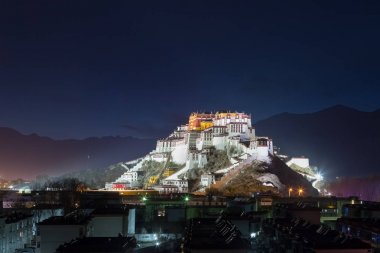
<box><xmin>0</xmin><ymin>127</ymin><xmax>155</xmax><ymax>179</ymax></box>
<box><xmin>2</xmin><ymin>105</ymin><xmax>379</xmax><ymax>181</ymax></box>
<box><xmin>255</xmin><ymin>105</ymin><xmax>380</xmax><ymax>178</ymax></box>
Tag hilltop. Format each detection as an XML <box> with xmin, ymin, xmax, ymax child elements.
<box><xmin>102</xmin><ymin>111</ymin><xmax>319</xmax><ymax>197</ymax></box>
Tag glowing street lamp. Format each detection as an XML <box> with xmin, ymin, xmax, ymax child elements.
<box><xmin>298</xmin><ymin>188</ymin><xmax>304</xmax><ymax>197</ymax></box>
<box><xmin>288</xmin><ymin>188</ymin><xmax>293</xmax><ymax>197</ymax></box>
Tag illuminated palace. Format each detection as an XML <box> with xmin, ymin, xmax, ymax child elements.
<box><xmin>156</xmin><ymin>111</ymin><xmax>262</xmax><ymax>153</ymax></box>
<box><xmin>107</xmin><ymin>111</ymin><xmax>274</xmax><ymax>193</ymax></box>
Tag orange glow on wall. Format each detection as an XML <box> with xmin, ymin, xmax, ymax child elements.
<box><xmin>188</xmin><ymin>113</ymin><xmax>214</xmax><ymax>130</ymax></box>
<box><xmin>200</xmin><ymin>121</ymin><xmax>213</xmax><ymax>130</ymax></box>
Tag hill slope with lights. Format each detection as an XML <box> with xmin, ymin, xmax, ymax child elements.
<box><xmin>102</xmin><ymin>111</ymin><xmax>319</xmax><ymax>197</ymax></box>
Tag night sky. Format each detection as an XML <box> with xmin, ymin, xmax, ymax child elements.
<box><xmin>1</xmin><ymin>1</ymin><xmax>380</xmax><ymax>139</ymax></box>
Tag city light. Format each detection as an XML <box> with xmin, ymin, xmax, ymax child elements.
<box><xmin>288</xmin><ymin>188</ymin><xmax>293</xmax><ymax>197</ymax></box>
<box><xmin>298</xmin><ymin>188</ymin><xmax>304</xmax><ymax>196</ymax></box>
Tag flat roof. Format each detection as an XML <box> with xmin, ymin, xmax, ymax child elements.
<box><xmin>184</xmin><ymin>218</ymin><xmax>250</xmax><ymax>250</ymax></box>
<box><xmin>38</xmin><ymin>214</ymin><xmax>91</xmax><ymax>226</ymax></box>
<box><xmin>92</xmin><ymin>207</ymin><xmax>129</xmax><ymax>215</ymax></box>
<box><xmin>1</xmin><ymin>212</ymin><xmax>33</xmax><ymax>224</ymax></box>
<box><xmin>56</xmin><ymin>237</ymin><xmax>136</xmax><ymax>253</ymax></box>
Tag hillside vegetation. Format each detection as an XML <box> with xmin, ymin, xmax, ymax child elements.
<box><xmin>208</xmin><ymin>156</ymin><xmax>318</xmax><ymax>197</ymax></box>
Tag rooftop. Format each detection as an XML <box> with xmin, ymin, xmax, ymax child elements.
<box><xmin>337</xmin><ymin>217</ymin><xmax>380</xmax><ymax>233</ymax></box>
<box><xmin>38</xmin><ymin>210</ymin><xmax>92</xmax><ymax>225</ymax></box>
<box><xmin>92</xmin><ymin>207</ymin><xmax>129</xmax><ymax>216</ymax></box>
<box><xmin>183</xmin><ymin>218</ymin><xmax>250</xmax><ymax>250</ymax></box>
<box><xmin>263</xmin><ymin>217</ymin><xmax>371</xmax><ymax>250</ymax></box>
<box><xmin>0</xmin><ymin>212</ymin><xmax>33</xmax><ymax>224</ymax></box>
<box><xmin>56</xmin><ymin>237</ymin><xmax>136</xmax><ymax>253</ymax></box>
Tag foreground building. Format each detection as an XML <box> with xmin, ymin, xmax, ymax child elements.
<box><xmin>37</xmin><ymin>210</ymin><xmax>93</xmax><ymax>253</ymax></box>
<box><xmin>0</xmin><ymin>212</ymin><xmax>33</xmax><ymax>253</ymax></box>
<box><xmin>261</xmin><ymin>217</ymin><xmax>372</xmax><ymax>253</ymax></box>
<box><xmin>0</xmin><ymin>205</ymin><xmax>63</xmax><ymax>253</ymax></box>
<box><xmin>183</xmin><ymin>217</ymin><xmax>251</xmax><ymax>253</ymax></box>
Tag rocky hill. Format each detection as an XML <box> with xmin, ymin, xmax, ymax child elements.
<box><xmin>74</xmin><ymin>150</ymin><xmax>318</xmax><ymax>197</ymax></box>
<box><xmin>207</xmin><ymin>156</ymin><xmax>318</xmax><ymax>197</ymax></box>
<box><xmin>70</xmin><ymin>111</ymin><xmax>320</xmax><ymax>197</ymax></box>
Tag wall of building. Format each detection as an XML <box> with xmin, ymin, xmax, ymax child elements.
<box><xmin>0</xmin><ymin>215</ymin><xmax>33</xmax><ymax>253</ymax></box>
<box><xmin>187</xmin><ymin>132</ymin><xmax>200</xmax><ymax>150</ymax></box>
<box><xmin>188</xmin><ymin>113</ymin><xmax>214</xmax><ymax>131</ymax></box>
<box><xmin>227</xmin><ymin>122</ymin><xmax>248</xmax><ymax>137</ymax></box>
<box><xmin>162</xmin><ymin>180</ymin><xmax>188</xmax><ymax>193</ymax></box>
<box><xmin>213</xmin><ymin>112</ymin><xmax>251</xmax><ymax>127</ymax></box>
<box><xmin>32</xmin><ymin>208</ymin><xmax>64</xmax><ymax>236</ymax></box>
<box><xmin>171</xmin><ymin>143</ymin><xmax>188</xmax><ymax>164</ymax></box>
<box><xmin>187</xmin><ymin>152</ymin><xmax>207</xmax><ymax>170</ymax></box>
<box><xmin>116</xmin><ymin>172</ymin><xmax>138</xmax><ymax>183</ymax></box>
<box><xmin>91</xmin><ymin>216</ymin><xmax>126</xmax><ymax>237</ymax></box>
<box><xmin>200</xmin><ymin>174</ymin><xmax>215</xmax><ymax>187</ymax></box>
<box><xmin>128</xmin><ymin>209</ymin><xmax>135</xmax><ymax>235</ymax></box>
<box><xmin>257</xmin><ymin>146</ymin><xmax>270</xmax><ymax>157</ymax></box>
<box><xmin>212</xmin><ymin>136</ymin><xmax>227</xmax><ymax>150</ymax></box>
<box><xmin>38</xmin><ymin>224</ymin><xmax>90</xmax><ymax>253</ymax></box>
<box><xmin>287</xmin><ymin>157</ymin><xmax>310</xmax><ymax>168</ymax></box>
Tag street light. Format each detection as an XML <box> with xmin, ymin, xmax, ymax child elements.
<box><xmin>298</xmin><ymin>188</ymin><xmax>303</xmax><ymax>197</ymax></box>
<box><xmin>288</xmin><ymin>188</ymin><xmax>293</xmax><ymax>197</ymax></box>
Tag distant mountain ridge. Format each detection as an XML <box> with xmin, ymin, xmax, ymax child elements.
<box><xmin>0</xmin><ymin>127</ymin><xmax>155</xmax><ymax>179</ymax></box>
<box><xmin>255</xmin><ymin>105</ymin><xmax>380</xmax><ymax>178</ymax></box>
<box><xmin>3</xmin><ymin>105</ymin><xmax>379</xmax><ymax>181</ymax></box>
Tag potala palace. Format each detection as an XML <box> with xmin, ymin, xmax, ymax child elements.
<box><xmin>105</xmin><ymin>111</ymin><xmax>320</xmax><ymax>194</ymax></box>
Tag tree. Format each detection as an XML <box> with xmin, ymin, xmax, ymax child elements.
<box><xmin>42</xmin><ymin>177</ymin><xmax>88</xmax><ymax>214</ymax></box>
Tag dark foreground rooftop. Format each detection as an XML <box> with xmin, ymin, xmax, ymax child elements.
<box><xmin>56</xmin><ymin>237</ymin><xmax>136</xmax><ymax>253</ymax></box>
<box><xmin>183</xmin><ymin>218</ymin><xmax>250</xmax><ymax>252</ymax></box>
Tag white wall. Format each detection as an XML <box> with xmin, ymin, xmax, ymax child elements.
<box><xmin>171</xmin><ymin>143</ymin><xmax>188</xmax><ymax>164</ymax></box>
<box><xmin>196</xmin><ymin>138</ymin><xmax>203</xmax><ymax>151</ymax></box>
<box><xmin>197</xmin><ymin>153</ymin><xmax>208</xmax><ymax>168</ymax></box>
<box><xmin>212</xmin><ymin>136</ymin><xmax>227</xmax><ymax>150</ymax></box>
<box><xmin>200</xmin><ymin>174</ymin><xmax>214</xmax><ymax>187</ymax></box>
<box><xmin>287</xmin><ymin>157</ymin><xmax>310</xmax><ymax>168</ymax></box>
<box><xmin>162</xmin><ymin>180</ymin><xmax>188</xmax><ymax>193</ymax></box>
<box><xmin>257</xmin><ymin>146</ymin><xmax>269</xmax><ymax>157</ymax></box>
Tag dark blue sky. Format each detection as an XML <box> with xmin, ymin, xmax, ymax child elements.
<box><xmin>1</xmin><ymin>0</ymin><xmax>380</xmax><ymax>139</ymax></box>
